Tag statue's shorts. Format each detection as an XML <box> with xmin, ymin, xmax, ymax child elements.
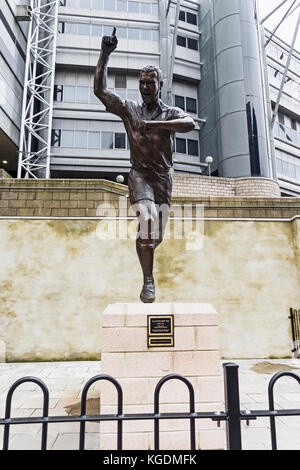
<box><xmin>128</xmin><ymin>167</ymin><xmax>173</xmax><ymax>208</ymax></box>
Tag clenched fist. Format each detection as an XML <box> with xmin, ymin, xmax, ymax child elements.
<box><xmin>101</xmin><ymin>27</ymin><xmax>118</xmax><ymax>55</ymax></box>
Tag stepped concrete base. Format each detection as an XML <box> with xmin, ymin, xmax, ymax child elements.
<box><xmin>100</xmin><ymin>303</ymin><xmax>224</xmax><ymax>450</ymax></box>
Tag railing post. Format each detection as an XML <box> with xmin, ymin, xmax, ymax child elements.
<box><xmin>223</xmin><ymin>363</ymin><xmax>242</xmax><ymax>450</ymax></box>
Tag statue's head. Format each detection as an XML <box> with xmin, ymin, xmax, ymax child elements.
<box><xmin>139</xmin><ymin>65</ymin><xmax>163</xmax><ymax>105</ymax></box>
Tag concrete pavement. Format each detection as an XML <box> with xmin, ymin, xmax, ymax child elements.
<box><xmin>1</xmin><ymin>359</ymin><xmax>300</xmax><ymax>450</ymax></box>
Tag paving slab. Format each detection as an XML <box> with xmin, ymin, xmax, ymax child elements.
<box><xmin>0</xmin><ymin>359</ymin><xmax>300</xmax><ymax>450</ymax></box>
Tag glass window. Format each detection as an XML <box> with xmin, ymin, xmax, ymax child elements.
<box><xmin>187</xmin><ymin>12</ymin><xmax>197</xmax><ymax>25</ymax></box>
<box><xmin>186</xmin><ymin>97</ymin><xmax>197</xmax><ymax>113</ymax></box>
<box><xmin>117</xmin><ymin>0</ymin><xmax>127</xmax><ymax>12</ymax></box>
<box><xmin>151</xmin><ymin>3</ymin><xmax>158</xmax><ymax>15</ymax></box>
<box><xmin>77</xmin><ymin>86</ymin><xmax>89</xmax><ymax>103</ymax></box>
<box><xmin>59</xmin><ymin>0</ymin><xmax>66</xmax><ymax>6</ymax></box>
<box><xmin>276</xmin><ymin>158</ymin><xmax>283</xmax><ymax>174</ymax></box>
<box><xmin>151</xmin><ymin>30</ymin><xmax>159</xmax><ymax>41</ymax></box>
<box><xmin>175</xmin><ymin>95</ymin><xmax>185</xmax><ymax>110</ymax></box>
<box><xmin>115</xmin><ymin>133</ymin><xmax>126</xmax><ymax>149</ymax></box>
<box><xmin>127</xmin><ymin>89</ymin><xmax>139</xmax><ymax>100</ymax></box>
<box><xmin>75</xmin><ymin>130</ymin><xmax>87</xmax><ymax>148</ymax></box>
<box><xmin>92</xmin><ymin>0</ymin><xmax>103</xmax><ymax>9</ymax></box>
<box><xmin>91</xmin><ymin>25</ymin><xmax>102</xmax><ymax>36</ymax></box>
<box><xmin>66</xmin><ymin>0</ymin><xmax>77</xmax><ymax>6</ymax></box>
<box><xmin>51</xmin><ymin>129</ymin><xmax>61</xmax><ymax>147</ymax></box>
<box><xmin>58</xmin><ymin>22</ymin><xmax>65</xmax><ymax>33</ymax></box>
<box><xmin>176</xmin><ymin>138</ymin><xmax>186</xmax><ymax>154</ymax></box>
<box><xmin>115</xmin><ymin>88</ymin><xmax>126</xmax><ymax>99</ymax></box>
<box><xmin>141</xmin><ymin>3</ymin><xmax>151</xmax><ymax>14</ymax></box>
<box><xmin>128</xmin><ymin>28</ymin><xmax>140</xmax><ymax>39</ymax></box>
<box><xmin>61</xmin><ymin>130</ymin><xmax>74</xmax><ymax>147</ymax></box>
<box><xmin>291</xmin><ymin>119</ymin><xmax>297</xmax><ymax>130</ymax></box>
<box><xmin>188</xmin><ymin>139</ymin><xmax>198</xmax><ymax>156</ymax></box>
<box><xmin>54</xmin><ymin>85</ymin><xmax>63</xmax><ymax>102</ymax></box>
<box><xmin>104</xmin><ymin>0</ymin><xmax>114</xmax><ymax>9</ymax></box>
<box><xmin>282</xmin><ymin>160</ymin><xmax>289</xmax><ymax>176</ymax></box>
<box><xmin>103</xmin><ymin>25</ymin><xmax>114</xmax><ymax>36</ymax></box>
<box><xmin>141</xmin><ymin>29</ymin><xmax>151</xmax><ymax>40</ymax></box>
<box><xmin>78</xmin><ymin>23</ymin><xmax>90</xmax><ymax>35</ymax></box>
<box><xmin>88</xmin><ymin>132</ymin><xmax>100</xmax><ymax>148</ymax></box>
<box><xmin>188</xmin><ymin>38</ymin><xmax>198</xmax><ymax>50</ymax></box>
<box><xmin>128</xmin><ymin>1</ymin><xmax>139</xmax><ymax>13</ymax></box>
<box><xmin>65</xmin><ymin>23</ymin><xmax>77</xmax><ymax>34</ymax></box>
<box><xmin>278</xmin><ymin>111</ymin><xmax>285</xmax><ymax>124</ymax></box>
<box><xmin>177</xmin><ymin>35</ymin><xmax>186</xmax><ymax>47</ymax></box>
<box><xmin>64</xmin><ymin>86</ymin><xmax>75</xmax><ymax>102</ymax></box>
<box><xmin>115</xmin><ymin>74</ymin><xmax>126</xmax><ymax>88</ymax></box>
<box><xmin>78</xmin><ymin>0</ymin><xmax>90</xmax><ymax>7</ymax></box>
<box><xmin>296</xmin><ymin>165</ymin><xmax>300</xmax><ymax>179</ymax></box>
<box><xmin>89</xmin><ymin>88</ymin><xmax>99</xmax><ymax>104</ymax></box>
<box><xmin>116</xmin><ymin>26</ymin><xmax>127</xmax><ymax>38</ymax></box>
<box><xmin>179</xmin><ymin>11</ymin><xmax>185</xmax><ymax>21</ymax></box>
<box><xmin>102</xmin><ymin>132</ymin><xmax>113</xmax><ymax>149</ymax></box>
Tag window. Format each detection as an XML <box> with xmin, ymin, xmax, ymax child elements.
<box><xmin>116</xmin><ymin>27</ymin><xmax>127</xmax><ymax>38</ymax></box>
<box><xmin>65</xmin><ymin>23</ymin><xmax>77</xmax><ymax>34</ymax></box>
<box><xmin>78</xmin><ymin>23</ymin><xmax>90</xmax><ymax>35</ymax></box>
<box><xmin>128</xmin><ymin>28</ymin><xmax>139</xmax><ymax>39</ymax></box>
<box><xmin>75</xmin><ymin>130</ymin><xmax>87</xmax><ymax>148</ymax></box>
<box><xmin>278</xmin><ymin>111</ymin><xmax>285</xmax><ymax>125</ymax></box>
<box><xmin>141</xmin><ymin>3</ymin><xmax>151</xmax><ymax>14</ymax></box>
<box><xmin>141</xmin><ymin>29</ymin><xmax>151</xmax><ymax>40</ymax></box>
<box><xmin>187</xmin><ymin>12</ymin><xmax>197</xmax><ymax>25</ymax></box>
<box><xmin>58</xmin><ymin>22</ymin><xmax>65</xmax><ymax>33</ymax></box>
<box><xmin>176</xmin><ymin>138</ymin><xmax>186</xmax><ymax>154</ymax></box>
<box><xmin>127</xmin><ymin>89</ymin><xmax>139</xmax><ymax>100</ymax></box>
<box><xmin>175</xmin><ymin>95</ymin><xmax>197</xmax><ymax>114</ymax></box>
<box><xmin>103</xmin><ymin>25</ymin><xmax>114</xmax><ymax>35</ymax></box>
<box><xmin>64</xmin><ymin>86</ymin><xmax>75</xmax><ymax>102</ymax></box>
<box><xmin>128</xmin><ymin>1</ymin><xmax>139</xmax><ymax>12</ymax></box>
<box><xmin>78</xmin><ymin>0</ymin><xmax>91</xmax><ymax>7</ymax></box>
<box><xmin>115</xmin><ymin>133</ymin><xmax>126</xmax><ymax>149</ymax></box>
<box><xmin>51</xmin><ymin>130</ymin><xmax>61</xmax><ymax>147</ymax></box>
<box><xmin>104</xmin><ymin>0</ymin><xmax>114</xmax><ymax>9</ymax></box>
<box><xmin>151</xmin><ymin>3</ymin><xmax>158</xmax><ymax>15</ymax></box>
<box><xmin>175</xmin><ymin>95</ymin><xmax>185</xmax><ymax>110</ymax></box>
<box><xmin>92</xmin><ymin>0</ymin><xmax>103</xmax><ymax>9</ymax></box>
<box><xmin>91</xmin><ymin>25</ymin><xmax>102</xmax><ymax>36</ymax></box>
<box><xmin>117</xmin><ymin>0</ymin><xmax>127</xmax><ymax>11</ymax></box>
<box><xmin>59</xmin><ymin>0</ymin><xmax>66</xmax><ymax>6</ymax></box>
<box><xmin>54</xmin><ymin>85</ymin><xmax>63</xmax><ymax>102</ymax></box>
<box><xmin>88</xmin><ymin>132</ymin><xmax>100</xmax><ymax>149</ymax></box>
<box><xmin>177</xmin><ymin>35</ymin><xmax>186</xmax><ymax>47</ymax></box>
<box><xmin>151</xmin><ymin>30</ymin><xmax>159</xmax><ymax>41</ymax></box>
<box><xmin>115</xmin><ymin>74</ymin><xmax>126</xmax><ymax>88</ymax></box>
<box><xmin>102</xmin><ymin>132</ymin><xmax>113</xmax><ymax>149</ymax></box>
<box><xmin>188</xmin><ymin>139</ymin><xmax>198</xmax><ymax>156</ymax></box>
<box><xmin>61</xmin><ymin>130</ymin><xmax>74</xmax><ymax>147</ymax></box>
<box><xmin>179</xmin><ymin>10</ymin><xmax>185</xmax><ymax>21</ymax></box>
<box><xmin>188</xmin><ymin>38</ymin><xmax>198</xmax><ymax>50</ymax></box>
<box><xmin>179</xmin><ymin>10</ymin><xmax>197</xmax><ymax>25</ymax></box>
<box><xmin>77</xmin><ymin>86</ymin><xmax>89</xmax><ymax>103</ymax></box>
<box><xmin>186</xmin><ymin>97</ymin><xmax>197</xmax><ymax>113</ymax></box>
<box><xmin>291</xmin><ymin>119</ymin><xmax>297</xmax><ymax>131</ymax></box>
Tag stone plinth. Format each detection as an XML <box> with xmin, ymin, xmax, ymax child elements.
<box><xmin>100</xmin><ymin>303</ymin><xmax>224</xmax><ymax>450</ymax></box>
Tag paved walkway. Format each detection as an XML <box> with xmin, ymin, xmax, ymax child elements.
<box><xmin>1</xmin><ymin>359</ymin><xmax>300</xmax><ymax>450</ymax></box>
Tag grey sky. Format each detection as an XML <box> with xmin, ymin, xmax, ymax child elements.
<box><xmin>257</xmin><ymin>0</ymin><xmax>300</xmax><ymax>51</ymax></box>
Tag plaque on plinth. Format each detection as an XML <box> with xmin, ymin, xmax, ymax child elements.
<box><xmin>99</xmin><ymin>303</ymin><xmax>224</xmax><ymax>450</ymax></box>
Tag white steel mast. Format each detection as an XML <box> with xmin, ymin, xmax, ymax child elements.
<box><xmin>18</xmin><ymin>0</ymin><xmax>59</xmax><ymax>179</ymax></box>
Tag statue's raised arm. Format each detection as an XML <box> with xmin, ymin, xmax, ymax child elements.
<box><xmin>94</xmin><ymin>27</ymin><xmax>119</xmax><ymax>107</ymax></box>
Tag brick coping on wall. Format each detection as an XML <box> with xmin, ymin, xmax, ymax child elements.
<box><xmin>0</xmin><ymin>177</ymin><xmax>299</xmax><ymax>219</ymax></box>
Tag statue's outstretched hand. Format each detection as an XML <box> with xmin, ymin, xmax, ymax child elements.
<box><xmin>101</xmin><ymin>27</ymin><xmax>118</xmax><ymax>55</ymax></box>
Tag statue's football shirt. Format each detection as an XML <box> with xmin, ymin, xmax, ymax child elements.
<box><xmin>104</xmin><ymin>93</ymin><xmax>190</xmax><ymax>172</ymax></box>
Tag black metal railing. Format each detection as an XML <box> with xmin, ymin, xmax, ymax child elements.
<box><xmin>1</xmin><ymin>363</ymin><xmax>300</xmax><ymax>450</ymax></box>
<box><xmin>289</xmin><ymin>308</ymin><xmax>300</xmax><ymax>358</ymax></box>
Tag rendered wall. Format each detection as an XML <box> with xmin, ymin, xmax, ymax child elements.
<box><xmin>0</xmin><ymin>187</ymin><xmax>299</xmax><ymax>361</ymax></box>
